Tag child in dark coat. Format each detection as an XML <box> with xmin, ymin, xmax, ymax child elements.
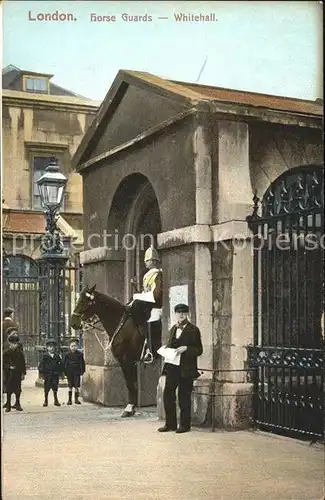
<box><xmin>3</xmin><ymin>329</ymin><xmax>26</xmax><ymax>412</ymax></box>
<box><xmin>38</xmin><ymin>339</ymin><xmax>64</xmax><ymax>407</ymax></box>
<box><xmin>64</xmin><ymin>338</ymin><xmax>85</xmax><ymax>405</ymax></box>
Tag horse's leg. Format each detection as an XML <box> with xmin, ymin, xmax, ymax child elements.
<box><xmin>120</xmin><ymin>357</ymin><xmax>138</xmax><ymax>418</ymax></box>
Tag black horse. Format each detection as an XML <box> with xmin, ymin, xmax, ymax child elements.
<box><xmin>70</xmin><ymin>285</ymin><xmax>160</xmax><ymax>417</ymax></box>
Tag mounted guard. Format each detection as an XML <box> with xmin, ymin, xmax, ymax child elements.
<box><xmin>127</xmin><ymin>245</ymin><xmax>163</xmax><ymax>363</ymax></box>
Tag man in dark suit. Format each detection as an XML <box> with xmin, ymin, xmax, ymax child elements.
<box><xmin>158</xmin><ymin>303</ymin><xmax>203</xmax><ymax>434</ymax></box>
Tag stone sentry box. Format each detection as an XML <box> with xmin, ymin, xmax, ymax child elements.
<box><xmin>72</xmin><ymin>69</ymin><xmax>323</xmax><ymax>428</ymax></box>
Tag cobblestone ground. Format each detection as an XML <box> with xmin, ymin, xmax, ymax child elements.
<box><xmin>2</xmin><ymin>371</ymin><xmax>324</xmax><ymax>500</ymax></box>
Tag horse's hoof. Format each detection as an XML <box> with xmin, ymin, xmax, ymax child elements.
<box><xmin>121</xmin><ymin>410</ymin><xmax>135</xmax><ymax>418</ymax></box>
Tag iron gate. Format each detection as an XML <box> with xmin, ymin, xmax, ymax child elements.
<box><xmin>3</xmin><ymin>255</ymin><xmax>82</xmax><ymax>368</ymax></box>
<box><xmin>247</xmin><ymin>166</ymin><xmax>324</xmax><ymax>439</ymax></box>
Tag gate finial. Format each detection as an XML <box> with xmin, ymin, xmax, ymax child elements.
<box><xmin>252</xmin><ymin>191</ymin><xmax>260</xmax><ymax>217</ymax></box>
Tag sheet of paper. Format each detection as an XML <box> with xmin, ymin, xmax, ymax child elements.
<box><xmin>157</xmin><ymin>346</ymin><xmax>181</xmax><ymax>366</ymax></box>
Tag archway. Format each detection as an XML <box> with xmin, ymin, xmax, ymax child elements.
<box><xmin>106</xmin><ymin>173</ymin><xmax>161</xmax><ymax>301</ymax></box>
<box><xmin>124</xmin><ymin>180</ymin><xmax>162</xmax><ymax>302</ymax></box>
<box><xmin>106</xmin><ymin>175</ymin><xmax>162</xmax><ymax>406</ymax></box>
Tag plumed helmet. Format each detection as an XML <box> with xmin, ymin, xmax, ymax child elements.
<box><xmin>174</xmin><ymin>303</ymin><xmax>189</xmax><ymax>313</ymax></box>
<box><xmin>144</xmin><ymin>246</ymin><xmax>160</xmax><ymax>262</ymax></box>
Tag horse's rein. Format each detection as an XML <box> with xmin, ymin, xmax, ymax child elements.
<box><xmin>81</xmin><ymin>312</ymin><xmax>129</xmax><ymax>353</ymax></box>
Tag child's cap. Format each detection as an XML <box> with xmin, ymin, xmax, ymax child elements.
<box><xmin>45</xmin><ymin>338</ymin><xmax>56</xmax><ymax>346</ymax></box>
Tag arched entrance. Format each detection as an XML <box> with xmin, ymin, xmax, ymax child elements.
<box><xmin>107</xmin><ymin>175</ymin><xmax>162</xmax><ymax>406</ymax></box>
<box><xmin>247</xmin><ymin>165</ymin><xmax>324</xmax><ymax>439</ymax></box>
<box><xmin>125</xmin><ymin>180</ymin><xmax>162</xmax><ymax>301</ymax></box>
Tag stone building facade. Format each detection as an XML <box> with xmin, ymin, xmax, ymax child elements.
<box><xmin>72</xmin><ymin>70</ymin><xmax>323</xmax><ymax>426</ymax></box>
<box><xmin>2</xmin><ymin>65</ymin><xmax>99</xmax><ymax>259</ymax></box>
<box><xmin>2</xmin><ymin>65</ymin><xmax>99</xmax><ymax>343</ymax></box>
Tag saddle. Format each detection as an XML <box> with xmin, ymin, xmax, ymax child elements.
<box><xmin>126</xmin><ymin>300</ymin><xmax>153</xmax><ymax>328</ymax></box>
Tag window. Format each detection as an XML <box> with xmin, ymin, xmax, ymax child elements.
<box><xmin>24</xmin><ymin>77</ymin><xmax>48</xmax><ymax>93</ymax></box>
<box><xmin>32</xmin><ymin>156</ymin><xmax>65</xmax><ymax>210</ymax></box>
<box><xmin>6</xmin><ymin>255</ymin><xmax>38</xmax><ymax>279</ymax></box>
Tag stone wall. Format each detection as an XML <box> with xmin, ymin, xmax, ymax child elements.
<box><xmin>2</xmin><ymin>93</ymin><xmax>97</xmax><ymax>212</ymax></box>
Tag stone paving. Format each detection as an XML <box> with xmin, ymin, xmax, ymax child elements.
<box><xmin>2</xmin><ymin>371</ymin><xmax>324</xmax><ymax>500</ymax></box>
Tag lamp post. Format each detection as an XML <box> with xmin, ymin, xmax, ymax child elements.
<box><xmin>37</xmin><ymin>158</ymin><xmax>68</xmax><ymax>352</ymax></box>
<box><xmin>2</xmin><ymin>199</ymin><xmax>10</xmax><ymax>307</ymax></box>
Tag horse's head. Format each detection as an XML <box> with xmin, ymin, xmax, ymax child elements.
<box><xmin>71</xmin><ymin>285</ymin><xmax>97</xmax><ymax>330</ymax></box>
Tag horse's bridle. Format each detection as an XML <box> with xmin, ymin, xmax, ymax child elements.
<box><xmin>72</xmin><ymin>292</ymin><xmax>100</xmax><ymax>329</ymax></box>
<box><xmin>73</xmin><ymin>293</ymin><xmax>129</xmax><ymax>350</ymax></box>
<box><xmin>72</xmin><ymin>293</ymin><xmax>152</xmax><ymax>362</ymax></box>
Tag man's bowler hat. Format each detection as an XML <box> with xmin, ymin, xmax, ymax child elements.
<box><xmin>174</xmin><ymin>303</ymin><xmax>189</xmax><ymax>313</ymax></box>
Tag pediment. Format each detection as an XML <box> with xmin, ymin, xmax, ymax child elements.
<box><xmin>72</xmin><ymin>70</ymin><xmax>202</xmax><ymax>171</ymax></box>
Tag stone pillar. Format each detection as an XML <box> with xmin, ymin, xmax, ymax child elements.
<box><xmin>192</xmin><ymin>118</ymin><xmax>214</xmax><ymax>425</ymax></box>
<box><xmin>157</xmin><ymin>116</ymin><xmax>215</xmax><ymax>426</ymax></box>
<box><xmin>192</xmin><ymin>243</ymin><xmax>214</xmax><ymax>425</ymax></box>
<box><xmin>212</xmin><ymin>120</ymin><xmax>255</xmax><ymax>427</ymax></box>
<box><xmin>217</xmin><ymin>238</ymin><xmax>254</xmax><ymax>428</ymax></box>
<box><xmin>217</xmin><ymin>121</ymin><xmax>253</xmax><ymax>222</ymax></box>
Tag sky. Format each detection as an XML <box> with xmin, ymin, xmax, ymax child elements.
<box><xmin>1</xmin><ymin>0</ymin><xmax>323</xmax><ymax>102</ymax></box>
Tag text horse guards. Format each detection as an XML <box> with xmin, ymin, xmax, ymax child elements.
<box><xmin>247</xmin><ymin>165</ymin><xmax>324</xmax><ymax>440</ymax></box>
<box><xmin>70</xmin><ymin>246</ymin><xmax>162</xmax><ymax>417</ymax></box>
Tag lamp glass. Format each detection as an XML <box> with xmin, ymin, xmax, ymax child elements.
<box><xmin>37</xmin><ymin>159</ymin><xmax>67</xmax><ymax>211</ymax></box>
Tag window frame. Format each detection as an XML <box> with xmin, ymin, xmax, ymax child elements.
<box><xmin>25</xmin><ymin>143</ymin><xmax>68</xmax><ymax>212</ymax></box>
<box><xmin>23</xmin><ymin>75</ymin><xmax>49</xmax><ymax>94</ymax></box>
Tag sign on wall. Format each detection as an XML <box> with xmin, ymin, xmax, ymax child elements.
<box><xmin>169</xmin><ymin>284</ymin><xmax>189</xmax><ymax>327</ymax></box>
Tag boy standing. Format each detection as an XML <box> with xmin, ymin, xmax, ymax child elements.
<box><xmin>38</xmin><ymin>339</ymin><xmax>64</xmax><ymax>407</ymax></box>
<box><xmin>3</xmin><ymin>329</ymin><xmax>26</xmax><ymax>412</ymax></box>
<box><xmin>63</xmin><ymin>338</ymin><xmax>85</xmax><ymax>405</ymax></box>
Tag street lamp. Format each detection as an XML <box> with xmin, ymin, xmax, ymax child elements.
<box><xmin>37</xmin><ymin>157</ymin><xmax>68</xmax><ymax>352</ymax></box>
<box><xmin>37</xmin><ymin>157</ymin><xmax>67</xmax><ymax>255</ymax></box>
<box><xmin>2</xmin><ymin>198</ymin><xmax>10</xmax><ymax>280</ymax></box>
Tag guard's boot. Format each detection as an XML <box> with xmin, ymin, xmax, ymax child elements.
<box><xmin>74</xmin><ymin>391</ymin><xmax>81</xmax><ymax>405</ymax></box>
<box><xmin>43</xmin><ymin>393</ymin><xmax>48</xmax><ymax>407</ymax></box>
<box><xmin>67</xmin><ymin>391</ymin><xmax>73</xmax><ymax>405</ymax></box>
<box><xmin>53</xmin><ymin>392</ymin><xmax>61</xmax><ymax>407</ymax></box>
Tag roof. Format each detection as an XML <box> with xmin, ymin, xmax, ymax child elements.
<box><xmin>72</xmin><ymin>69</ymin><xmax>323</xmax><ymax>170</ymax></box>
<box><xmin>2</xmin><ymin>209</ymin><xmax>83</xmax><ymax>244</ymax></box>
<box><xmin>2</xmin><ymin>89</ymin><xmax>100</xmax><ymax>112</ymax></box>
<box><xmin>169</xmin><ymin>79</ymin><xmax>323</xmax><ymax>116</ymax></box>
<box><xmin>3</xmin><ymin>211</ymin><xmax>46</xmax><ymax>234</ymax></box>
<box><xmin>2</xmin><ymin>64</ymin><xmax>88</xmax><ymax>99</ymax></box>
